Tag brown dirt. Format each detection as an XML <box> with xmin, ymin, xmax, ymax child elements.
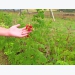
<box><xmin>44</xmin><ymin>11</ymin><xmax>75</xmax><ymax>19</ymax></box>
<box><xmin>0</xmin><ymin>50</ymin><xmax>9</xmax><ymax>65</ymax></box>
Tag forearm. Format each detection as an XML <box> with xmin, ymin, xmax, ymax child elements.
<box><xmin>0</xmin><ymin>27</ymin><xmax>9</xmax><ymax>36</ymax></box>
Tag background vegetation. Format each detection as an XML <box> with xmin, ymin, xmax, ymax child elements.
<box><xmin>0</xmin><ymin>9</ymin><xmax>75</xmax><ymax>65</ymax></box>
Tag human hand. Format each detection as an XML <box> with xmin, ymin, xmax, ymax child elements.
<box><xmin>8</xmin><ymin>24</ymin><xmax>31</xmax><ymax>38</ymax></box>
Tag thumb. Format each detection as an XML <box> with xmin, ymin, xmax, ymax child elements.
<box><xmin>15</xmin><ymin>24</ymin><xmax>20</xmax><ymax>28</ymax></box>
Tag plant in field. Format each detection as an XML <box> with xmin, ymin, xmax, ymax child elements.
<box><xmin>0</xmin><ymin>22</ymin><xmax>9</xmax><ymax>28</ymax></box>
<box><xmin>17</xmin><ymin>11</ymin><xmax>26</xmax><ymax>27</ymax></box>
<box><xmin>32</xmin><ymin>9</ymin><xmax>45</xmax><ymax>27</ymax></box>
<box><xmin>0</xmin><ymin>11</ymin><xmax>12</xmax><ymax>26</ymax></box>
<box><xmin>20</xmin><ymin>10</ymin><xmax>26</xmax><ymax>20</ymax></box>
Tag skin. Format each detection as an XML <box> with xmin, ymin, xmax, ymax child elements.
<box><xmin>0</xmin><ymin>24</ymin><xmax>31</xmax><ymax>38</ymax></box>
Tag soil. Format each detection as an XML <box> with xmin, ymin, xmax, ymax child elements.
<box><xmin>0</xmin><ymin>50</ymin><xmax>9</xmax><ymax>65</ymax></box>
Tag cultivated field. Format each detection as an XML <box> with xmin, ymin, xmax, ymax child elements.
<box><xmin>0</xmin><ymin>9</ymin><xmax>75</xmax><ymax>65</ymax></box>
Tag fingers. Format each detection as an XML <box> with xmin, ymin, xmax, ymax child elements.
<box><xmin>22</xmin><ymin>29</ymin><xmax>32</xmax><ymax>34</ymax></box>
<box><xmin>21</xmin><ymin>27</ymin><xmax>26</xmax><ymax>30</ymax></box>
<box><xmin>21</xmin><ymin>31</ymin><xmax>29</xmax><ymax>35</ymax></box>
<box><xmin>20</xmin><ymin>34</ymin><xmax>28</xmax><ymax>38</ymax></box>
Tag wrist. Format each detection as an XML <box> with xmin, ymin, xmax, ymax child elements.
<box><xmin>0</xmin><ymin>27</ymin><xmax>10</xmax><ymax>37</ymax></box>
<box><xmin>5</xmin><ymin>29</ymin><xmax>10</xmax><ymax>36</ymax></box>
